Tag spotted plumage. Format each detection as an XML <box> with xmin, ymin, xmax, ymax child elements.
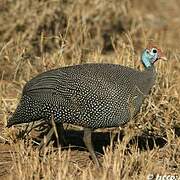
<box><xmin>7</xmin><ymin>63</ymin><xmax>153</xmax><ymax>128</ymax></box>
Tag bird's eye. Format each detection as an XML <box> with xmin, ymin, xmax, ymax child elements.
<box><xmin>152</xmin><ymin>49</ymin><xmax>157</xmax><ymax>53</ymax></box>
<box><xmin>146</xmin><ymin>50</ymin><xmax>149</xmax><ymax>53</ymax></box>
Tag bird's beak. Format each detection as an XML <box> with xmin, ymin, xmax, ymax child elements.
<box><xmin>159</xmin><ymin>56</ymin><xmax>168</xmax><ymax>61</ymax></box>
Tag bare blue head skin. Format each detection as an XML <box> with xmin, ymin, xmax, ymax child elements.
<box><xmin>141</xmin><ymin>46</ymin><xmax>167</xmax><ymax>68</ymax></box>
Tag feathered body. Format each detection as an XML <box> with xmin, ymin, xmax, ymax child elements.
<box><xmin>7</xmin><ymin>63</ymin><xmax>156</xmax><ymax>129</ymax></box>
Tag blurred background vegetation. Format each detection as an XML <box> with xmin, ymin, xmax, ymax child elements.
<box><xmin>1</xmin><ymin>0</ymin><xmax>180</xmax><ymax>80</ymax></box>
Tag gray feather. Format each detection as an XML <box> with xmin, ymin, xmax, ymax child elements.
<box><xmin>7</xmin><ymin>63</ymin><xmax>156</xmax><ymax>129</ymax></box>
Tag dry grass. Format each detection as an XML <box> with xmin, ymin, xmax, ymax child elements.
<box><xmin>0</xmin><ymin>0</ymin><xmax>180</xmax><ymax>179</ymax></box>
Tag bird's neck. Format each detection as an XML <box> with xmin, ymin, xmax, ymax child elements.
<box><xmin>144</xmin><ymin>63</ymin><xmax>154</xmax><ymax>69</ymax></box>
<box><xmin>140</xmin><ymin>65</ymin><xmax>156</xmax><ymax>95</ymax></box>
<box><xmin>145</xmin><ymin>65</ymin><xmax>156</xmax><ymax>75</ymax></box>
<box><xmin>142</xmin><ymin>60</ymin><xmax>152</xmax><ymax>68</ymax></box>
<box><xmin>142</xmin><ymin>62</ymin><xmax>156</xmax><ymax>77</ymax></box>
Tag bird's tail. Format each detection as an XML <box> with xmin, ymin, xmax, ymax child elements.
<box><xmin>7</xmin><ymin>95</ymin><xmax>43</xmax><ymax>127</ymax></box>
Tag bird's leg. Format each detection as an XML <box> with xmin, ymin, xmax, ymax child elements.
<box><xmin>38</xmin><ymin>114</ymin><xmax>55</xmax><ymax>151</ymax></box>
<box><xmin>38</xmin><ymin>123</ymin><xmax>65</xmax><ymax>151</ymax></box>
<box><xmin>38</xmin><ymin>113</ymin><xmax>64</xmax><ymax>150</ymax></box>
<box><xmin>110</xmin><ymin>131</ymin><xmax>116</xmax><ymax>147</ymax></box>
<box><xmin>51</xmin><ymin>115</ymin><xmax>60</xmax><ymax>148</ymax></box>
<box><xmin>83</xmin><ymin>128</ymin><xmax>101</xmax><ymax>167</ymax></box>
<box><xmin>38</xmin><ymin>127</ymin><xmax>54</xmax><ymax>151</ymax></box>
<box><xmin>51</xmin><ymin>113</ymin><xmax>66</xmax><ymax>147</ymax></box>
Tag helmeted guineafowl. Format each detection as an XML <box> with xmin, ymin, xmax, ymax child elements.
<box><xmin>7</xmin><ymin>45</ymin><xmax>167</xmax><ymax>167</ymax></box>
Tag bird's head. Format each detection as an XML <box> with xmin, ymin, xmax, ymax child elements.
<box><xmin>141</xmin><ymin>44</ymin><xmax>167</xmax><ymax>68</ymax></box>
